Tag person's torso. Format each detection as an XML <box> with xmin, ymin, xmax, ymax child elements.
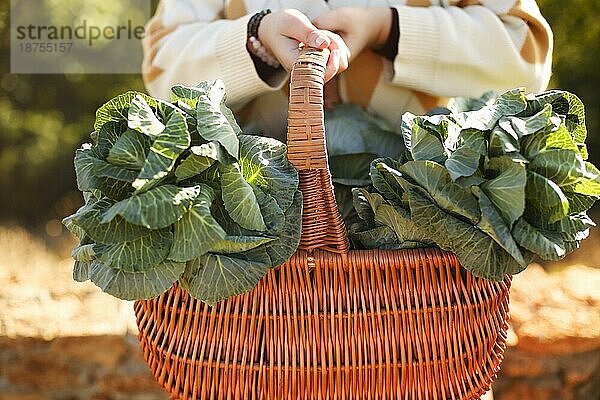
<box><xmin>224</xmin><ymin>0</ymin><xmax>448</xmax><ymax>141</ymax></box>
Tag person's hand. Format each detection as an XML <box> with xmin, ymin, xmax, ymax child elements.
<box><xmin>313</xmin><ymin>7</ymin><xmax>392</xmax><ymax>61</ymax></box>
<box><xmin>258</xmin><ymin>9</ymin><xmax>350</xmax><ymax>82</ymax></box>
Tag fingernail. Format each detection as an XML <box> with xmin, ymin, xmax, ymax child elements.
<box><xmin>315</xmin><ymin>35</ymin><xmax>327</xmax><ymax>47</ymax></box>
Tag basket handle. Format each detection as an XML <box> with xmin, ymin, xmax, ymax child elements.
<box><xmin>286</xmin><ymin>47</ymin><xmax>350</xmax><ymax>254</ymax></box>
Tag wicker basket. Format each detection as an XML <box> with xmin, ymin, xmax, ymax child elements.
<box><xmin>134</xmin><ymin>48</ymin><xmax>512</xmax><ymax>400</ymax></box>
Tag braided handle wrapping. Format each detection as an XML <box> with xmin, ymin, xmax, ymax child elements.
<box><xmin>286</xmin><ymin>48</ymin><xmax>349</xmax><ymax>254</ymax></box>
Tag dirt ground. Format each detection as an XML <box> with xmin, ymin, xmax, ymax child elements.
<box><xmin>0</xmin><ymin>225</ymin><xmax>138</xmax><ymax>339</ymax></box>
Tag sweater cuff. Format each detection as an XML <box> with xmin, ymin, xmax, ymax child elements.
<box><xmin>390</xmin><ymin>6</ymin><xmax>440</xmax><ymax>90</ymax></box>
<box><xmin>374</xmin><ymin>8</ymin><xmax>400</xmax><ymax>62</ymax></box>
<box><xmin>215</xmin><ymin>15</ymin><xmax>288</xmax><ymax>107</ymax></box>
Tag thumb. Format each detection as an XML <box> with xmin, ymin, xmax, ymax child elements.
<box><xmin>312</xmin><ymin>12</ymin><xmax>337</xmax><ymax>31</ymax></box>
<box><xmin>280</xmin><ymin>13</ymin><xmax>330</xmax><ymax>49</ymax></box>
<box><xmin>305</xmin><ymin>30</ymin><xmax>331</xmax><ymax>49</ymax></box>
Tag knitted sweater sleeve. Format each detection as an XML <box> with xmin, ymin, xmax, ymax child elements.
<box><xmin>390</xmin><ymin>0</ymin><xmax>553</xmax><ymax>97</ymax></box>
<box><xmin>141</xmin><ymin>0</ymin><xmax>287</xmax><ymax>107</ymax></box>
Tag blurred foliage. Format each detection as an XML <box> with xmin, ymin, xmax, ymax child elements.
<box><xmin>538</xmin><ymin>0</ymin><xmax>600</xmax><ymax>167</ymax></box>
<box><xmin>0</xmin><ymin>0</ymin><xmax>158</xmax><ymax>230</ymax></box>
<box><xmin>0</xmin><ymin>0</ymin><xmax>598</xmax><ymax>230</ymax></box>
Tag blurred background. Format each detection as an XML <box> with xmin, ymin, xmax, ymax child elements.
<box><xmin>0</xmin><ymin>0</ymin><xmax>599</xmax><ymax>399</ymax></box>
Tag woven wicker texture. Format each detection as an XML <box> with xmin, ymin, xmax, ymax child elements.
<box><xmin>134</xmin><ymin>48</ymin><xmax>512</xmax><ymax>399</ymax></box>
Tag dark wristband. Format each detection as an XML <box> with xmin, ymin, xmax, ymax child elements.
<box><xmin>247</xmin><ymin>9</ymin><xmax>271</xmax><ymax>39</ymax></box>
<box><xmin>374</xmin><ymin>8</ymin><xmax>400</xmax><ymax>62</ymax></box>
<box><xmin>246</xmin><ymin>9</ymin><xmax>281</xmax><ymax>84</ymax></box>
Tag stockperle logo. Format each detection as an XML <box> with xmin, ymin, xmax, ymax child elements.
<box><xmin>11</xmin><ymin>0</ymin><xmax>151</xmax><ymax>74</ymax></box>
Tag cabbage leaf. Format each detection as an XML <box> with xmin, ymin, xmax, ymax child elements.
<box><xmin>64</xmin><ymin>81</ymin><xmax>301</xmax><ymax>303</ymax></box>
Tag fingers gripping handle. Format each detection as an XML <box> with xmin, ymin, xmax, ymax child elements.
<box><xmin>287</xmin><ymin>47</ymin><xmax>349</xmax><ymax>254</ymax></box>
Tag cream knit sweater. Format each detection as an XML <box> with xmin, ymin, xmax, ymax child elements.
<box><xmin>142</xmin><ymin>0</ymin><xmax>553</xmax><ymax>139</ymax></box>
